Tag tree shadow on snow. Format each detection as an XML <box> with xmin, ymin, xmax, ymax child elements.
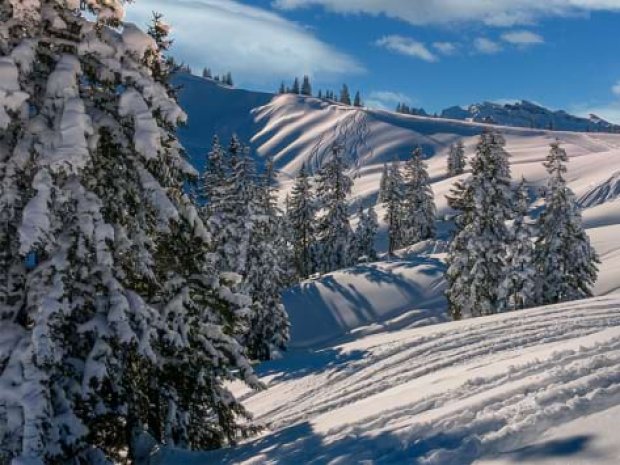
<box><xmin>496</xmin><ymin>435</ymin><xmax>605</xmax><ymax>462</ymax></box>
<box><xmin>254</xmin><ymin>346</ymin><xmax>367</xmax><ymax>384</ymax></box>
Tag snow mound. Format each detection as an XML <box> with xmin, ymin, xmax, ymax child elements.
<box><xmin>154</xmin><ymin>294</ymin><xmax>620</xmax><ymax>465</ymax></box>
<box><xmin>284</xmin><ymin>252</ymin><xmax>447</xmax><ymax>348</ymax></box>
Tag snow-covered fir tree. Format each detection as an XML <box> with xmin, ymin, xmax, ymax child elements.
<box><xmin>382</xmin><ymin>158</ymin><xmax>405</xmax><ymax>255</ymax></box>
<box><xmin>534</xmin><ymin>141</ymin><xmax>599</xmax><ymax>304</ymax></box>
<box><xmin>340</xmin><ymin>84</ymin><xmax>351</xmax><ymax>105</ymax></box>
<box><xmin>315</xmin><ymin>145</ymin><xmax>354</xmax><ymax>273</ymax></box>
<box><xmin>301</xmin><ymin>75</ymin><xmax>312</xmax><ymax>96</ymax></box>
<box><xmin>378</xmin><ymin>163</ymin><xmax>389</xmax><ymax>203</ymax></box>
<box><xmin>205</xmin><ymin>136</ymin><xmax>253</xmax><ymax>276</ymax></box>
<box><xmin>402</xmin><ymin>147</ymin><xmax>436</xmax><ymax>245</ymax></box>
<box><xmin>499</xmin><ymin>179</ymin><xmax>537</xmax><ymax>311</ymax></box>
<box><xmin>447</xmin><ymin>140</ymin><xmax>466</xmax><ymax>177</ymax></box>
<box><xmin>0</xmin><ymin>3</ymin><xmax>259</xmax><ymax>464</ymax></box>
<box><xmin>353</xmin><ymin>205</ymin><xmax>378</xmax><ymax>263</ymax></box>
<box><xmin>201</xmin><ymin>135</ymin><xmax>227</xmax><ymax>215</ymax></box>
<box><xmin>289</xmin><ymin>163</ymin><xmax>317</xmax><ymax>279</ymax></box>
<box><xmin>243</xmin><ymin>157</ymin><xmax>290</xmax><ymax>360</ymax></box>
<box><xmin>446</xmin><ymin>131</ymin><xmax>514</xmax><ymax>320</ymax></box>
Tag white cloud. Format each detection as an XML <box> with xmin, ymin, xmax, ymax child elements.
<box><xmin>375</xmin><ymin>36</ymin><xmax>438</xmax><ymax>62</ymax></box>
<box><xmin>433</xmin><ymin>42</ymin><xmax>458</xmax><ymax>55</ymax></box>
<box><xmin>365</xmin><ymin>91</ymin><xmax>413</xmax><ymax>110</ymax></box>
<box><xmin>272</xmin><ymin>0</ymin><xmax>620</xmax><ymax>27</ymax></box>
<box><xmin>473</xmin><ymin>37</ymin><xmax>503</xmax><ymax>54</ymax></box>
<box><xmin>125</xmin><ymin>0</ymin><xmax>363</xmax><ymax>85</ymax></box>
<box><xmin>501</xmin><ymin>30</ymin><xmax>545</xmax><ymax>45</ymax></box>
<box><xmin>613</xmin><ymin>81</ymin><xmax>620</xmax><ymax>96</ymax></box>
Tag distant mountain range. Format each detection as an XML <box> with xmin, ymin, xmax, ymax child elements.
<box><xmin>441</xmin><ymin>100</ymin><xmax>619</xmax><ymax>133</ymax></box>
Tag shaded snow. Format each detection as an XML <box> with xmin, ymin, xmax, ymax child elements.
<box><xmin>284</xmin><ymin>251</ymin><xmax>447</xmax><ymax>348</ymax></box>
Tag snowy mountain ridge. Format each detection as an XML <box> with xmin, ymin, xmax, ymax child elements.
<box><xmin>441</xmin><ymin>99</ymin><xmax>620</xmax><ymax>133</ymax></box>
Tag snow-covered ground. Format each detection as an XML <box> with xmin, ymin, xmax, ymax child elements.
<box><xmin>164</xmin><ymin>75</ymin><xmax>620</xmax><ymax>464</ymax></box>
<box><xmin>284</xmin><ymin>242</ymin><xmax>448</xmax><ymax>349</ymax></box>
<box><xmin>155</xmin><ymin>295</ymin><xmax>620</xmax><ymax>465</ymax></box>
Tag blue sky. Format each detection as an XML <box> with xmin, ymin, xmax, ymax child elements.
<box><xmin>126</xmin><ymin>0</ymin><xmax>620</xmax><ymax>122</ymax></box>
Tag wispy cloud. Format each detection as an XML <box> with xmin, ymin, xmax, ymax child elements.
<box><xmin>375</xmin><ymin>35</ymin><xmax>438</xmax><ymax>62</ymax></box>
<box><xmin>501</xmin><ymin>30</ymin><xmax>545</xmax><ymax>46</ymax></box>
<box><xmin>272</xmin><ymin>0</ymin><xmax>620</xmax><ymax>27</ymax></box>
<box><xmin>613</xmin><ymin>81</ymin><xmax>620</xmax><ymax>96</ymax></box>
<box><xmin>433</xmin><ymin>42</ymin><xmax>458</xmax><ymax>56</ymax></box>
<box><xmin>125</xmin><ymin>0</ymin><xmax>363</xmax><ymax>85</ymax></box>
<box><xmin>473</xmin><ymin>37</ymin><xmax>503</xmax><ymax>54</ymax></box>
<box><xmin>365</xmin><ymin>90</ymin><xmax>413</xmax><ymax>110</ymax></box>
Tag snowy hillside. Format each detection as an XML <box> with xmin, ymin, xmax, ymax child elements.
<box><xmin>441</xmin><ymin>100</ymin><xmax>620</xmax><ymax>133</ymax></box>
<box><xmin>155</xmin><ymin>295</ymin><xmax>620</xmax><ymax>465</ymax></box>
<box><xmin>176</xmin><ymin>73</ymin><xmax>620</xmax><ymax>346</ymax></box>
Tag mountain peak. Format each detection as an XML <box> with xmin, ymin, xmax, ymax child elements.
<box><xmin>441</xmin><ymin>100</ymin><xmax>619</xmax><ymax>133</ymax></box>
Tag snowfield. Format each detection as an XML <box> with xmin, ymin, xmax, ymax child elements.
<box><xmin>155</xmin><ymin>295</ymin><xmax>620</xmax><ymax>465</ymax></box>
<box><xmin>164</xmin><ymin>75</ymin><xmax>620</xmax><ymax>464</ymax></box>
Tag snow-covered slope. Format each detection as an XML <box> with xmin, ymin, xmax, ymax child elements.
<box><xmin>155</xmin><ymin>295</ymin><xmax>620</xmax><ymax>465</ymax></box>
<box><xmin>176</xmin><ymin>74</ymin><xmax>620</xmax><ymax>347</ymax></box>
<box><xmin>441</xmin><ymin>100</ymin><xmax>620</xmax><ymax>133</ymax></box>
<box><xmin>284</xmin><ymin>242</ymin><xmax>448</xmax><ymax>349</ymax></box>
<box><xmin>167</xmin><ymin>72</ymin><xmax>620</xmax><ymax>465</ymax></box>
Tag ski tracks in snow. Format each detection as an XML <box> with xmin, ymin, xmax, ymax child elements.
<box><xmin>239</xmin><ymin>297</ymin><xmax>620</xmax><ymax>464</ymax></box>
<box><xmin>157</xmin><ymin>296</ymin><xmax>620</xmax><ymax>465</ymax></box>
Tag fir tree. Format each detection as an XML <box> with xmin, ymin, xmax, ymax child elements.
<box><xmin>499</xmin><ymin>179</ymin><xmax>537</xmax><ymax>311</ymax></box>
<box><xmin>383</xmin><ymin>158</ymin><xmax>405</xmax><ymax>255</ymax></box>
<box><xmin>378</xmin><ymin>163</ymin><xmax>389</xmax><ymax>203</ymax></box>
<box><xmin>292</xmin><ymin>77</ymin><xmax>300</xmax><ymax>94</ymax></box>
<box><xmin>446</xmin><ymin>131</ymin><xmax>514</xmax><ymax>320</ymax></box>
<box><xmin>278</xmin><ymin>81</ymin><xmax>286</xmax><ymax>94</ymax></box>
<box><xmin>354</xmin><ymin>91</ymin><xmax>362</xmax><ymax>107</ymax></box>
<box><xmin>201</xmin><ymin>135</ymin><xmax>227</xmax><ymax>214</ymax></box>
<box><xmin>301</xmin><ymin>75</ymin><xmax>312</xmax><ymax>96</ymax></box>
<box><xmin>203</xmin><ymin>67</ymin><xmax>213</xmax><ymax>79</ymax></box>
<box><xmin>354</xmin><ymin>205</ymin><xmax>378</xmax><ymax>263</ymax></box>
<box><xmin>0</xmin><ymin>3</ymin><xmax>259</xmax><ymax>464</ymax></box>
<box><xmin>447</xmin><ymin>140</ymin><xmax>466</xmax><ymax>177</ymax></box>
<box><xmin>402</xmin><ymin>147</ymin><xmax>436</xmax><ymax>245</ymax></box>
<box><xmin>315</xmin><ymin>145</ymin><xmax>354</xmax><ymax>273</ymax></box>
<box><xmin>340</xmin><ymin>84</ymin><xmax>351</xmax><ymax>105</ymax></box>
<box><xmin>534</xmin><ymin>142</ymin><xmax>599</xmax><ymax>304</ymax></box>
<box><xmin>243</xmin><ymin>157</ymin><xmax>290</xmax><ymax>360</ymax></box>
<box><xmin>289</xmin><ymin>164</ymin><xmax>317</xmax><ymax>279</ymax></box>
